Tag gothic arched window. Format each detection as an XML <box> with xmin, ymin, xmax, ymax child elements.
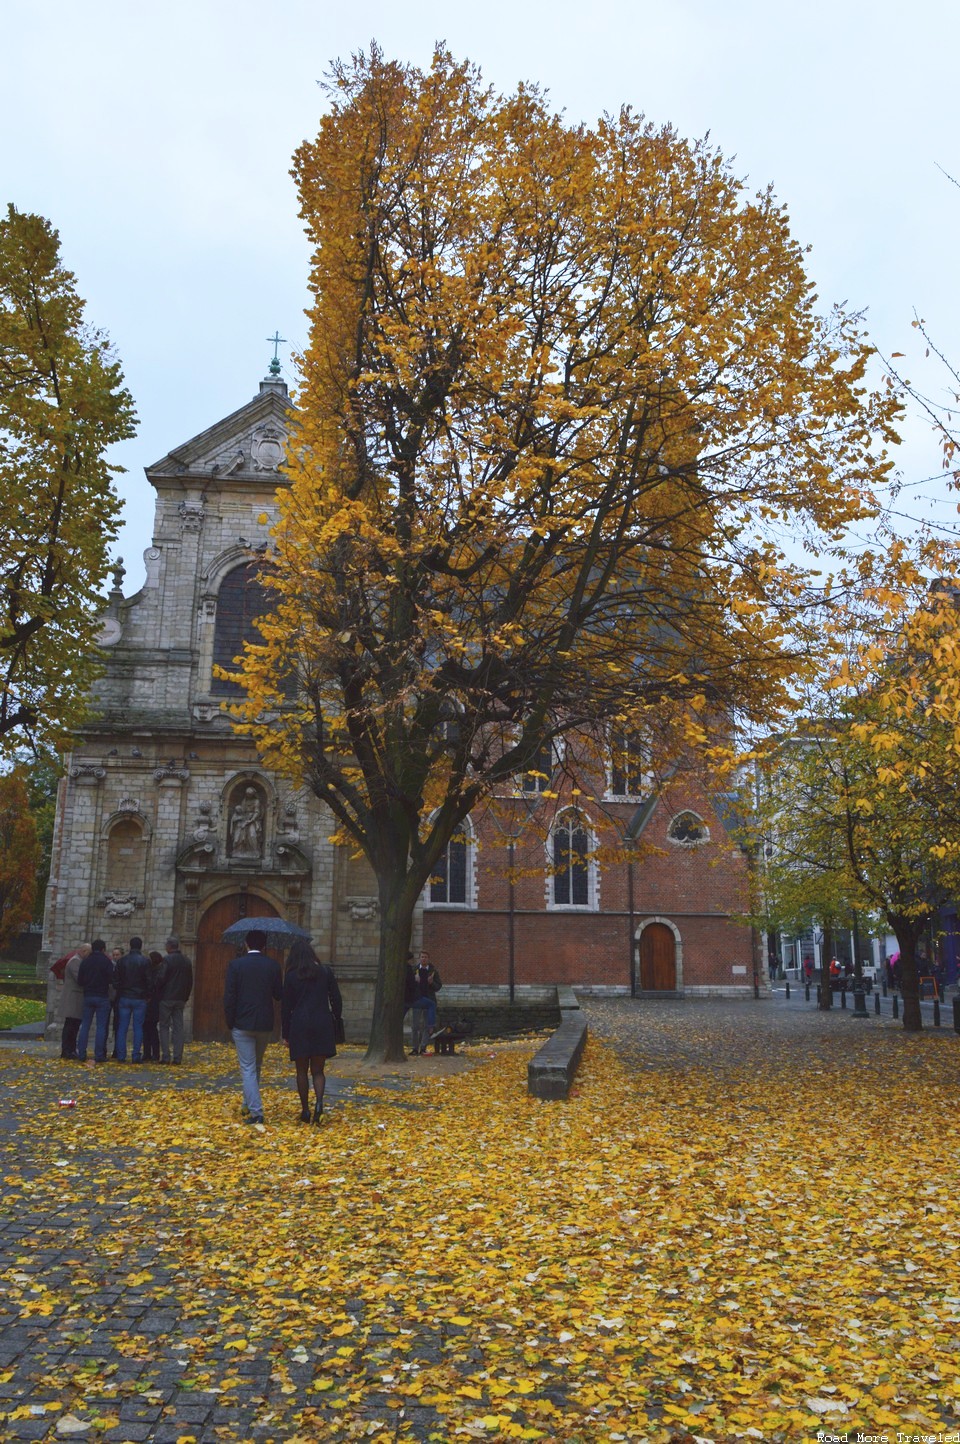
<box><xmin>429</xmin><ymin>825</ymin><xmax>472</xmax><ymax>906</ymax></box>
<box><xmin>667</xmin><ymin>811</ymin><xmax>708</xmax><ymax>846</ymax></box>
<box><xmin>551</xmin><ymin>812</ymin><xmax>593</xmax><ymax>908</ymax></box>
<box><xmin>212</xmin><ymin>563</ymin><xmax>269</xmax><ymax>696</ymax></box>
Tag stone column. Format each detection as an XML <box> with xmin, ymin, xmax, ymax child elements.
<box><xmin>43</xmin><ymin>763</ymin><xmax>106</xmax><ymax>1035</ymax></box>
<box><xmin>151</xmin><ymin>766</ymin><xmax>190</xmax><ymax>940</ymax></box>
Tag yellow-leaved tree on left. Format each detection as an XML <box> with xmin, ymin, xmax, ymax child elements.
<box><xmin>0</xmin><ymin>769</ymin><xmax>39</xmax><ymax>950</ymax></box>
<box><xmin>0</xmin><ymin>205</ymin><xmax>136</xmax><ymax>755</ymax></box>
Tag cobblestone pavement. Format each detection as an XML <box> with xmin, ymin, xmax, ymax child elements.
<box><xmin>0</xmin><ymin>1043</ymin><xmax>472</xmax><ymax>1444</ymax></box>
<box><xmin>581</xmin><ymin>983</ymin><xmax>960</xmax><ymax>1077</ymax></box>
<box><xmin>0</xmin><ymin>1001</ymin><xmax>956</xmax><ymax>1442</ymax></box>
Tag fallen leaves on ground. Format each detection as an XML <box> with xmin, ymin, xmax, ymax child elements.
<box><xmin>0</xmin><ymin>1015</ymin><xmax>958</xmax><ymax>1442</ymax></box>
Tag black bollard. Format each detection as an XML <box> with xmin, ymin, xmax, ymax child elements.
<box><xmin>785</xmin><ymin>979</ymin><xmax>791</xmax><ymax>999</ymax></box>
<box><xmin>875</xmin><ymin>991</ymin><xmax>881</xmax><ymax>1015</ymax></box>
<box><xmin>805</xmin><ymin>982</ymin><xmax>810</xmax><ymax>1001</ymax></box>
<box><xmin>841</xmin><ymin>986</ymin><xmax>847</xmax><ymax>1009</ymax></box>
<box><xmin>816</xmin><ymin>984</ymin><xmax>821</xmax><ymax>1005</ymax></box>
<box><xmin>852</xmin><ymin>985</ymin><xmax>868</xmax><ymax>1018</ymax></box>
<box><xmin>954</xmin><ymin>997</ymin><xmax>960</xmax><ymax>1034</ymax></box>
<box><xmin>893</xmin><ymin>993</ymin><xmax>899</xmax><ymax>1019</ymax></box>
<box><xmin>934</xmin><ymin>999</ymin><xmax>941</xmax><ymax>1027</ymax></box>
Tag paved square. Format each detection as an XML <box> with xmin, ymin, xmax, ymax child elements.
<box><xmin>0</xmin><ymin>999</ymin><xmax>957</xmax><ymax>1442</ymax></box>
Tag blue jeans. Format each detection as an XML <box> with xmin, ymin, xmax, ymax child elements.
<box><xmin>410</xmin><ymin>998</ymin><xmax>436</xmax><ymax>1050</ymax></box>
<box><xmin>76</xmin><ymin>997</ymin><xmax>111</xmax><ymax>1062</ymax></box>
<box><xmin>231</xmin><ymin>1029</ymin><xmax>272</xmax><ymax>1118</ymax></box>
<box><xmin>116</xmin><ymin>997</ymin><xmax>147</xmax><ymax>1062</ymax></box>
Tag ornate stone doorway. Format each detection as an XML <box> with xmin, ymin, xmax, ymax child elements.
<box><xmin>638</xmin><ymin>921</ymin><xmax>678</xmax><ymax>991</ymax></box>
<box><xmin>193</xmin><ymin>892</ymin><xmax>280</xmax><ymax>1041</ymax></box>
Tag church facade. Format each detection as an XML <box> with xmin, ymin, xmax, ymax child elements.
<box><xmin>41</xmin><ymin>372</ymin><xmax>761</xmax><ymax>1042</ymax></box>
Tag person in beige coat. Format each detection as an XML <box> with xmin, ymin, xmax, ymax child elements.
<box><xmin>58</xmin><ymin>944</ymin><xmax>90</xmax><ymax>1060</ymax></box>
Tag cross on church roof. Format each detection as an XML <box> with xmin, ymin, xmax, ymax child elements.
<box><xmin>266</xmin><ymin>331</ymin><xmax>287</xmax><ymax>377</ymax></box>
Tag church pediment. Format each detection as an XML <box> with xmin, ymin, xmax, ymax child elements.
<box><xmin>146</xmin><ymin>383</ymin><xmax>291</xmax><ymax>485</ymax></box>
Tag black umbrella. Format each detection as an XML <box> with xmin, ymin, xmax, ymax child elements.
<box><xmin>221</xmin><ymin>916</ymin><xmax>311</xmax><ymax>945</ymax></box>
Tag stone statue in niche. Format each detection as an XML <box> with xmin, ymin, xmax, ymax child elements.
<box><xmin>229</xmin><ymin>787</ymin><xmax>264</xmax><ymax>858</ymax></box>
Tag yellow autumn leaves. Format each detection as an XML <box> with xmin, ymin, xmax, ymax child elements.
<box><xmin>1</xmin><ymin>1013</ymin><xmax>959</xmax><ymax>1441</ymax></box>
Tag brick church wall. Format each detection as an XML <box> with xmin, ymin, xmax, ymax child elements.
<box><xmin>422</xmin><ymin>778</ymin><xmax>758</xmax><ymax>996</ymax></box>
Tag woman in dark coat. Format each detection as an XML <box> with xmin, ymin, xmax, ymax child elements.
<box><xmin>281</xmin><ymin>941</ymin><xmax>343</xmax><ymax>1123</ymax></box>
<box><xmin>142</xmin><ymin>951</ymin><xmax>163</xmax><ymax>1063</ymax></box>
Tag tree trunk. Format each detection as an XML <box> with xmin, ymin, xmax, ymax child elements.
<box><xmin>818</xmin><ymin>919</ymin><xmax>834</xmax><ymax>1010</ymax></box>
<box><xmin>890</xmin><ymin>915</ymin><xmax>924</xmax><ymax>1033</ymax></box>
<box><xmin>365</xmin><ymin>883</ymin><xmax>416</xmax><ymax>1064</ymax></box>
<box><xmin>361</xmin><ymin>803</ymin><xmax>465</xmax><ymax>1064</ymax></box>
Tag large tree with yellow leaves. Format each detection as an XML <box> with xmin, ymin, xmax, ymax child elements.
<box><xmin>0</xmin><ymin>205</ymin><xmax>136</xmax><ymax>755</ymax></box>
<box><xmin>236</xmin><ymin>47</ymin><xmax>899</xmax><ymax>1061</ymax></box>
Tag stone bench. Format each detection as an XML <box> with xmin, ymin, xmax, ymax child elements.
<box><xmin>527</xmin><ymin>1011</ymin><xmax>588</xmax><ymax>1100</ymax></box>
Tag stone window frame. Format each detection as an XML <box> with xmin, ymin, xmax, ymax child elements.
<box><xmin>196</xmin><ymin>545</ymin><xmax>255</xmax><ymax>699</ymax></box>
<box><xmin>666</xmin><ymin>810</ymin><xmax>710</xmax><ymax>847</ymax></box>
<box><xmin>604</xmin><ymin>728</ymin><xmax>652</xmax><ymax>802</ymax></box>
<box><xmin>210</xmin><ymin>560</ymin><xmax>270</xmax><ymax>697</ymax></box>
<box><xmin>423</xmin><ymin>815</ymin><xmax>478</xmax><ymax>910</ymax></box>
<box><xmin>197</xmin><ymin>547</ymin><xmax>295</xmax><ymax>701</ymax></box>
<box><xmin>545</xmin><ymin>808</ymin><xmax>599</xmax><ymax>912</ymax></box>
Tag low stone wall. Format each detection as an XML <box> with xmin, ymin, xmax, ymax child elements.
<box><xmin>528</xmin><ymin>1012</ymin><xmax>589</xmax><ymax>1099</ymax></box>
<box><xmin>435</xmin><ymin>984</ymin><xmax>561</xmax><ymax>1040</ymax></box>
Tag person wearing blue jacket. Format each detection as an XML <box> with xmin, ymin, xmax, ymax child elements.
<box><xmin>223</xmin><ymin>929</ymin><xmax>283</xmax><ymax>1125</ymax></box>
<box><xmin>76</xmin><ymin>941</ymin><xmax>116</xmax><ymax>1063</ymax></box>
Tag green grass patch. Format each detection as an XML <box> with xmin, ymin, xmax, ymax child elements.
<box><xmin>0</xmin><ymin>994</ymin><xmax>45</xmax><ymax>1028</ymax></box>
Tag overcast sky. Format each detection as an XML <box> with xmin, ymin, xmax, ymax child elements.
<box><xmin>4</xmin><ymin>0</ymin><xmax>958</xmax><ymax>587</ymax></box>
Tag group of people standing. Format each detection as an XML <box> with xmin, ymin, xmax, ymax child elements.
<box><xmin>51</xmin><ymin>937</ymin><xmax>193</xmax><ymax>1065</ymax></box>
<box><xmin>51</xmin><ymin>929</ymin><xmax>444</xmax><ymax>1130</ymax></box>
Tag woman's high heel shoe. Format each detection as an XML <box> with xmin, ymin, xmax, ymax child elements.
<box><xmin>299</xmin><ymin>1107</ymin><xmax>311</xmax><ymax>1123</ymax></box>
<box><xmin>312</xmin><ymin>1100</ymin><xmax>323</xmax><ymax>1124</ymax></box>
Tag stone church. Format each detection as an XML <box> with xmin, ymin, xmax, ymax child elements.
<box><xmin>41</xmin><ymin>368</ymin><xmax>760</xmax><ymax>1043</ymax></box>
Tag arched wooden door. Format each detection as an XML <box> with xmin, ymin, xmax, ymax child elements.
<box><xmin>193</xmin><ymin>893</ymin><xmax>280</xmax><ymax>1041</ymax></box>
<box><xmin>639</xmin><ymin>923</ymin><xmax>677</xmax><ymax>991</ymax></box>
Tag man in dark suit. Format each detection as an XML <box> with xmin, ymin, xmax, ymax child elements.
<box><xmin>223</xmin><ymin>928</ymin><xmax>283</xmax><ymax>1125</ymax></box>
<box><xmin>76</xmin><ymin>940</ymin><xmax>116</xmax><ymax>1063</ymax></box>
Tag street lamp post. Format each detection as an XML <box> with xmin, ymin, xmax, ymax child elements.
<box><xmin>486</xmin><ymin>792</ymin><xmax>540</xmax><ymax>1007</ymax></box>
<box><xmin>851</xmin><ymin>909</ymin><xmax>869</xmax><ymax>1018</ymax></box>
<box><xmin>507</xmin><ymin>837</ymin><xmax>516</xmax><ymax>1005</ymax></box>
